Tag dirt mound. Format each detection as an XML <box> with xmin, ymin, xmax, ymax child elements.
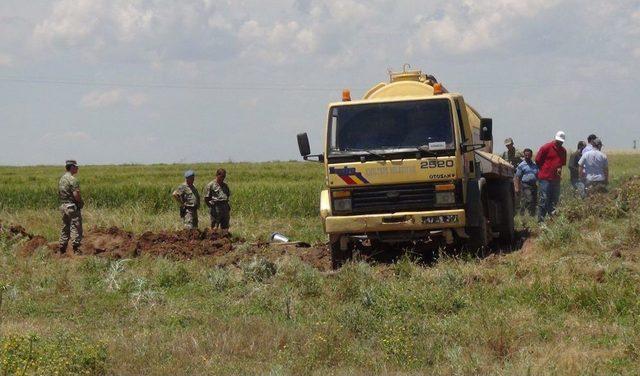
<box><xmin>1</xmin><ymin>221</ymin><xmax>54</xmax><ymax>255</ymax></box>
<box><xmin>80</xmin><ymin>226</ymin><xmax>330</xmax><ymax>270</ymax></box>
<box><xmin>2</xmin><ymin>219</ymin><xmax>331</xmax><ymax>270</ymax></box>
<box><xmin>8</xmin><ymin>224</ymin><xmax>331</xmax><ymax>270</ymax></box>
<box><xmin>79</xmin><ymin>226</ymin><xmax>235</xmax><ymax>259</ymax></box>
<box><xmin>212</xmin><ymin>240</ymin><xmax>332</xmax><ymax>271</ymax></box>
<box><xmin>0</xmin><ymin>222</ymin><xmax>32</xmax><ymax>240</ymax></box>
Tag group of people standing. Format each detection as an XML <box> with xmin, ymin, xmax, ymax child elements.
<box><xmin>502</xmin><ymin>131</ymin><xmax>608</xmax><ymax>222</ymax></box>
<box><xmin>56</xmin><ymin>161</ymin><xmax>232</xmax><ymax>254</ymax></box>
<box><xmin>171</xmin><ymin>168</ymin><xmax>232</xmax><ymax>234</ymax></box>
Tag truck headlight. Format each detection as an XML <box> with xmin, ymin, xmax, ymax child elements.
<box><xmin>435</xmin><ymin>191</ymin><xmax>455</xmax><ymax>205</ymax></box>
<box><xmin>333</xmin><ymin>198</ymin><xmax>352</xmax><ymax>211</ymax></box>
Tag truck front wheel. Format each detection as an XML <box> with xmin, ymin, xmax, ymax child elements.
<box><xmin>329</xmin><ymin>237</ymin><xmax>352</xmax><ymax>269</ymax></box>
<box><xmin>465</xmin><ymin>190</ymin><xmax>490</xmax><ymax>256</ymax></box>
<box><xmin>465</xmin><ymin>214</ymin><xmax>489</xmax><ymax>256</ymax></box>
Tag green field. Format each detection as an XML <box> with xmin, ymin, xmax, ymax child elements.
<box><xmin>0</xmin><ymin>162</ymin><xmax>326</xmax><ymax>243</ymax></box>
<box><xmin>1</xmin><ymin>154</ymin><xmax>640</xmax><ymax>375</ymax></box>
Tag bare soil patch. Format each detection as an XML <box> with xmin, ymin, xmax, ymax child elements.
<box><xmin>4</xmin><ymin>223</ymin><xmax>331</xmax><ymax>271</ymax></box>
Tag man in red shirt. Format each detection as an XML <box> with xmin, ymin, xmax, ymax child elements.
<box><xmin>535</xmin><ymin>131</ymin><xmax>567</xmax><ymax>221</ymax></box>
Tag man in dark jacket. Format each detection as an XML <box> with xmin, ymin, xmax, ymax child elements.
<box><xmin>568</xmin><ymin>141</ymin><xmax>586</xmax><ymax>191</ymax></box>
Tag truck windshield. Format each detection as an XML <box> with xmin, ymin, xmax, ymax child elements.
<box><xmin>328</xmin><ymin>99</ymin><xmax>455</xmax><ymax>156</ymax></box>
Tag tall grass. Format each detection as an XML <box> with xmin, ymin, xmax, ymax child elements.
<box><xmin>0</xmin><ymin>161</ymin><xmax>326</xmax><ymax>242</ymax></box>
<box><xmin>0</xmin><ymin>162</ymin><xmax>324</xmax><ymax>217</ymax></box>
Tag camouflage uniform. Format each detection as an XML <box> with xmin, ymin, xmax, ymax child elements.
<box><xmin>204</xmin><ymin>181</ymin><xmax>231</xmax><ymax>229</ymax></box>
<box><xmin>58</xmin><ymin>171</ymin><xmax>83</xmax><ymax>252</ymax></box>
<box><xmin>502</xmin><ymin>148</ymin><xmax>524</xmax><ymax>212</ymax></box>
<box><xmin>173</xmin><ymin>183</ymin><xmax>200</xmax><ymax>229</ymax></box>
<box><xmin>501</xmin><ymin>149</ymin><xmax>524</xmax><ymax>169</ymax></box>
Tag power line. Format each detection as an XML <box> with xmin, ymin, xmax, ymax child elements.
<box><xmin>0</xmin><ymin>76</ymin><xmax>365</xmax><ymax>92</ymax></box>
<box><xmin>0</xmin><ymin>75</ymin><xmax>636</xmax><ymax>92</ymax></box>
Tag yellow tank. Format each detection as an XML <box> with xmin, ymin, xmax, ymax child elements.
<box><xmin>364</xmin><ymin>67</ymin><xmax>493</xmax><ymax>154</ymax></box>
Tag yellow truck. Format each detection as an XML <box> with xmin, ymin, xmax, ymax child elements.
<box><xmin>297</xmin><ymin>67</ymin><xmax>515</xmax><ymax>268</ymax></box>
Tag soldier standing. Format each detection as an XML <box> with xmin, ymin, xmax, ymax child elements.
<box><xmin>501</xmin><ymin>138</ymin><xmax>523</xmax><ymax>169</ymax></box>
<box><xmin>502</xmin><ymin>138</ymin><xmax>523</xmax><ymax>211</ymax></box>
<box><xmin>204</xmin><ymin>168</ymin><xmax>231</xmax><ymax>235</ymax></box>
<box><xmin>172</xmin><ymin>170</ymin><xmax>200</xmax><ymax>229</ymax></box>
<box><xmin>58</xmin><ymin>160</ymin><xmax>84</xmax><ymax>254</ymax></box>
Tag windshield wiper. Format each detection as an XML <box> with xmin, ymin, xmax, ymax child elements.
<box><xmin>340</xmin><ymin>148</ymin><xmax>391</xmax><ymax>160</ymax></box>
<box><xmin>362</xmin><ymin>149</ymin><xmax>389</xmax><ymax>159</ymax></box>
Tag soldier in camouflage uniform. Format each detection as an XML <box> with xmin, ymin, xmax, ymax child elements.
<box><xmin>58</xmin><ymin>160</ymin><xmax>84</xmax><ymax>253</ymax></box>
<box><xmin>501</xmin><ymin>138</ymin><xmax>524</xmax><ymax>169</ymax></box>
<box><xmin>204</xmin><ymin>168</ymin><xmax>231</xmax><ymax>234</ymax></box>
<box><xmin>502</xmin><ymin>138</ymin><xmax>524</xmax><ymax>212</ymax></box>
<box><xmin>172</xmin><ymin>170</ymin><xmax>200</xmax><ymax>229</ymax></box>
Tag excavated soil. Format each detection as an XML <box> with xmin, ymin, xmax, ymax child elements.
<box><xmin>1</xmin><ymin>223</ymin><xmax>331</xmax><ymax>271</ymax></box>
<box><xmin>0</xmin><ymin>222</ymin><xmax>52</xmax><ymax>256</ymax></box>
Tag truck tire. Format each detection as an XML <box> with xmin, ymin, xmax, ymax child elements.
<box><xmin>330</xmin><ymin>240</ymin><xmax>352</xmax><ymax>269</ymax></box>
<box><xmin>466</xmin><ymin>212</ymin><xmax>489</xmax><ymax>256</ymax></box>
<box><xmin>499</xmin><ymin>183</ymin><xmax>515</xmax><ymax>246</ymax></box>
<box><xmin>465</xmin><ymin>189</ymin><xmax>490</xmax><ymax>256</ymax></box>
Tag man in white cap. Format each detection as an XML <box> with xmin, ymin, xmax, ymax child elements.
<box><xmin>535</xmin><ymin>131</ymin><xmax>567</xmax><ymax>221</ymax></box>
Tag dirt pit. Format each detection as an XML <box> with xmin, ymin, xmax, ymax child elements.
<box><xmin>4</xmin><ymin>224</ymin><xmax>331</xmax><ymax>271</ymax></box>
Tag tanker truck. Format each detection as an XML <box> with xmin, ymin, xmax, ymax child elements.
<box><xmin>297</xmin><ymin>67</ymin><xmax>515</xmax><ymax>268</ymax></box>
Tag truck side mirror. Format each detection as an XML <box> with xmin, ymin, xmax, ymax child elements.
<box><xmin>480</xmin><ymin>118</ymin><xmax>493</xmax><ymax>141</ymax></box>
<box><xmin>297</xmin><ymin>133</ymin><xmax>311</xmax><ymax>156</ymax></box>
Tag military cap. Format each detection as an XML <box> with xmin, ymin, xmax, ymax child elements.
<box><xmin>65</xmin><ymin>160</ymin><xmax>78</xmax><ymax>167</ymax></box>
<box><xmin>504</xmin><ymin>137</ymin><xmax>514</xmax><ymax>146</ymax></box>
<box><xmin>184</xmin><ymin>170</ymin><xmax>195</xmax><ymax>178</ymax></box>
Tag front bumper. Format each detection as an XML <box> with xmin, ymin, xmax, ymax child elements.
<box><xmin>324</xmin><ymin>209</ymin><xmax>466</xmax><ymax>234</ymax></box>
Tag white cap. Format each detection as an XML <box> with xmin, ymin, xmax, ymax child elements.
<box><xmin>555</xmin><ymin>131</ymin><xmax>566</xmax><ymax>142</ymax></box>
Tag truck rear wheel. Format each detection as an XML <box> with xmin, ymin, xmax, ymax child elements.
<box><xmin>498</xmin><ymin>183</ymin><xmax>516</xmax><ymax>246</ymax></box>
<box><xmin>330</xmin><ymin>239</ymin><xmax>352</xmax><ymax>270</ymax></box>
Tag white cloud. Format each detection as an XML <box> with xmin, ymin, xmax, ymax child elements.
<box><xmin>32</xmin><ymin>0</ymin><xmax>104</xmax><ymax>48</ymax></box>
<box><xmin>80</xmin><ymin>89</ymin><xmax>122</xmax><ymax>108</ymax></box>
<box><xmin>41</xmin><ymin>131</ymin><xmax>93</xmax><ymax>143</ymax></box>
<box><xmin>32</xmin><ymin>0</ymin><xmax>239</xmax><ymax>63</ymax></box>
<box><xmin>127</xmin><ymin>93</ymin><xmax>149</xmax><ymax>107</ymax></box>
<box><xmin>238</xmin><ymin>19</ymin><xmax>317</xmax><ymax>63</ymax></box>
<box><xmin>410</xmin><ymin>0</ymin><xmax>560</xmax><ymax>54</ymax></box>
<box><xmin>0</xmin><ymin>53</ymin><xmax>12</xmax><ymax>66</ymax></box>
<box><xmin>80</xmin><ymin>89</ymin><xmax>148</xmax><ymax>109</ymax></box>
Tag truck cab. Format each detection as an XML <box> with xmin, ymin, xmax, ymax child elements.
<box><xmin>298</xmin><ymin>68</ymin><xmax>515</xmax><ymax>268</ymax></box>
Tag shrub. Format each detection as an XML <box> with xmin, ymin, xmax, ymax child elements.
<box><xmin>0</xmin><ymin>332</ymin><xmax>108</xmax><ymax>375</ymax></box>
<box><xmin>207</xmin><ymin>267</ymin><xmax>231</xmax><ymax>292</ymax></box>
<box><xmin>538</xmin><ymin>216</ymin><xmax>579</xmax><ymax>249</ymax></box>
<box><xmin>157</xmin><ymin>263</ymin><xmax>191</xmax><ymax>288</ymax></box>
<box><xmin>242</xmin><ymin>257</ymin><xmax>277</xmax><ymax>283</ymax></box>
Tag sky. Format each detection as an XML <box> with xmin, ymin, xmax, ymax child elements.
<box><xmin>0</xmin><ymin>0</ymin><xmax>639</xmax><ymax>165</ymax></box>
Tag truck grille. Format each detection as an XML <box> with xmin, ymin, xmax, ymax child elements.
<box><xmin>349</xmin><ymin>183</ymin><xmax>438</xmax><ymax>215</ymax></box>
